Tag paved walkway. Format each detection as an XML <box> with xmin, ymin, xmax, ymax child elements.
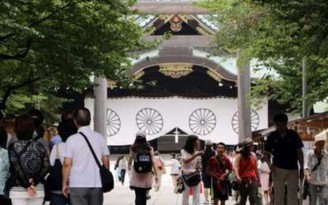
<box><xmin>104</xmin><ymin>154</ymin><xmax>309</xmax><ymax>205</ymax></box>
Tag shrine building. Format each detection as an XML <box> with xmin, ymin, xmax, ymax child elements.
<box><xmin>85</xmin><ymin>0</ymin><xmax>273</xmax><ymax>153</ymax></box>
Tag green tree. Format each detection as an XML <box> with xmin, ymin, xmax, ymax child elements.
<box><xmin>0</xmin><ymin>0</ymin><xmax>146</xmax><ymax>118</ymax></box>
<box><xmin>199</xmin><ymin>0</ymin><xmax>328</xmax><ymax>112</ymax></box>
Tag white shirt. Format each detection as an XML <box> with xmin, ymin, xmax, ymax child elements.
<box><xmin>49</xmin><ymin>143</ymin><xmax>66</xmax><ymax>165</ymax></box>
<box><xmin>170</xmin><ymin>159</ymin><xmax>180</xmax><ymax>175</ymax></box>
<box><xmin>181</xmin><ymin>149</ymin><xmax>201</xmax><ymax>174</ymax></box>
<box><xmin>63</xmin><ymin>126</ymin><xmax>109</xmax><ymax>188</ymax></box>
<box><xmin>259</xmin><ymin>161</ymin><xmax>270</xmax><ymax>175</ymax></box>
<box><xmin>305</xmin><ymin>150</ymin><xmax>328</xmax><ymax>185</ymax></box>
<box><xmin>118</xmin><ymin>157</ymin><xmax>127</xmax><ymax>170</ymax></box>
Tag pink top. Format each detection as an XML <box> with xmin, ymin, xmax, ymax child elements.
<box><xmin>129</xmin><ymin>147</ymin><xmax>155</xmax><ymax>189</ymax></box>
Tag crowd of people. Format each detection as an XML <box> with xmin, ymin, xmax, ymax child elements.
<box><xmin>0</xmin><ymin>111</ymin><xmax>327</xmax><ymax>205</ymax></box>
<box><xmin>126</xmin><ymin>113</ymin><xmax>327</xmax><ymax>205</ymax></box>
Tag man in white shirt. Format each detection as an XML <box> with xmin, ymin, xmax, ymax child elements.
<box><xmin>305</xmin><ymin>132</ymin><xmax>328</xmax><ymax>205</ymax></box>
<box><xmin>62</xmin><ymin>107</ymin><xmax>110</xmax><ymax>205</ymax></box>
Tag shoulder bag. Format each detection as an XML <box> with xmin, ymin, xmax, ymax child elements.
<box><xmin>182</xmin><ymin>172</ymin><xmax>201</xmax><ymax>187</ymax></box>
<box><xmin>232</xmin><ymin>156</ymin><xmax>252</xmax><ymax>191</ymax></box>
<box><xmin>80</xmin><ymin>132</ymin><xmax>114</xmax><ymax>193</ymax></box>
<box><xmin>44</xmin><ymin>144</ymin><xmax>62</xmax><ymax>200</ymax></box>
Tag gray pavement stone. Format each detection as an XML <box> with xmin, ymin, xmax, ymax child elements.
<box><xmin>103</xmin><ymin>154</ymin><xmax>309</xmax><ymax>205</ymax></box>
<box><xmin>105</xmin><ymin>155</ymin><xmax>241</xmax><ymax>205</ymax></box>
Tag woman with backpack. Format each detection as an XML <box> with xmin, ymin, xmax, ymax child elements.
<box><xmin>8</xmin><ymin>114</ymin><xmax>50</xmax><ymax>205</ymax></box>
<box><xmin>180</xmin><ymin>135</ymin><xmax>204</xmax><ymax>205</ymax></box>
<box><xmin>128</xmin><ymin>131</ymin><xmax>158</xmax><ymax>205</ymax></box>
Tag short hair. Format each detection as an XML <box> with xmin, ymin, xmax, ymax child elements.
<box><xmin>273</xmin><ymin>113</ymin><xmax>288</xmax><ymax>124</ymax></box>
<box><xmin>217</xmin><ymin>142</ymin><xmax>226</xmax><ymax>148</ymax></box>
<box><xmin>14</xmin><ymin>114</ymin><xmax>35</xmax><ymax>140</ymax></box>
<box><xmin>57</xmin><ymin>119</ymin><xmax>77</xmax><ymax>142</ymax></box>
<box><xmin>28</xmin><ymin>108</ymin><xmax>44</xmax><ymax>128</ymax></box>
<box><xmin>73</xmin><ymin>107</ymin><xmax>91</xmax><ymax>126</ymax></box>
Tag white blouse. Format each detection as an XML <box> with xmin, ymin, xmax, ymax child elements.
<box><xmin>305</xmin><ymin>150</ymin><xmax>328</xmax><ymax>185</ymax></box>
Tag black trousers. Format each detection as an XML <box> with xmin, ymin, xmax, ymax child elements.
<box><xmin>134</xmin><ymin>188</ymin><xmax>148</xmax><ymax>205</ymax></box>
<box><xmin>0</xmin><ymin>195</ymin><xmax>12</xmax><ymax>205</ymax></box>
<box><xmin>120</xmin><ymin>169</ymin><xmax>126</xmax><ymax>183</ymax></box>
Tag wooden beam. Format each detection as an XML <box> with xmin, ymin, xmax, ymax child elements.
<box><xmin>132</xmin><ymin>2</ymin><xmax>208</xmax><ymax>14</ymax></box>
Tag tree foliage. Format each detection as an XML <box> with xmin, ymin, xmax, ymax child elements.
<box><xmin>0</xmin><ymin>0</ymin><xmax>147</xmax><ymax>118</ymax></box>
<box><xmin>199</xmin><ymin>0</ymin><xmax>328</xmax><ymax>112</ymax></box>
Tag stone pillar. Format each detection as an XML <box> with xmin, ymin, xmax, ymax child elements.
<box><xmin>237</xmin><ymin>55</ymin><xmax>251</xmax><ymax>143</ymax></box>
<box><xmin>94</xmin><ymin>76</ymin><xmax>107</xmax><ymax>138</ymax></box>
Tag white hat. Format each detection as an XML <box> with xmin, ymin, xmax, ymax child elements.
<box><xmin>205</xmin><ymin>139</ymin><xmax>213</xmax><ymax>146</ymax></box>
<box><xmin>136</xmin><ymin>130</ymin><xmax>146</xmax><ymax>138</ymax></box>
<box><xmin>314</xmin><ymin>130</ymin><xmax>327</xmax><ymax>143</ymax></box>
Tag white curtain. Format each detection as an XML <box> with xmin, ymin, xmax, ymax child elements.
<box><xmin>85</xmin><ymin>96</ymin><xmax>268</xmax><ymax>145</ymax></box>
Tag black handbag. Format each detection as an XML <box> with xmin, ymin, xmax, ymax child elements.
<box><xmin>44</xmin><ymin>144</ymin><xmax>62</xmax><ymax>201</ymax></box>
<box><xmin>176</xmin><ymin>175</ymin><xmax>185</xmax><ymax>193</ymax></box>
<box><xmin>231</xmin><ymin>180</ymin><xmax>240</xmax><ymax>191</ymax></box>
<box><xmin>182</xmin><ymin>172</ymin><xmax>201</xmax><ymax>187</ymax></box>
<box><xmin>80</xmin><ymin>132</ymin><xmax>114</xmax><ymax>193</ymax></box>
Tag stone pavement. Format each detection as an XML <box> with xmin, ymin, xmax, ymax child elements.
<box><xmin>104</xmin><ymin>154</ymin><xmax>309</xmax><ymax>205</ymax></box>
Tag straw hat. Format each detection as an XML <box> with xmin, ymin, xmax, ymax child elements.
<box><xmin>242</xmin><ymin>138</ymin><xmax>254</xmax><ymax>147</ymax></box>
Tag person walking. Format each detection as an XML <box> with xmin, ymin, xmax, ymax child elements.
<box><xmin>304</xmin><ymin>132</ymin><xmax>328</xmax><ymax>205</ymax></box>
<box><xmin>154</xmin><ymin>151</ymin><xmax>165</xmax><ymax>192</ymax></box>
<box><xmin>206</xmin><ymin>142</ymin><xmax>233</xmax><ymax>205</ymax></box>
<box><xmin>201</xmin><ymin>139</ymin><xmax>216</xmax><ymax>204</ymax></box>
<box><xmin>8</xmin><ymin>114</ymin><xmax>50</xmax><ymax>205</ymax></box>
<box><xmin>170</xmin><ymin>153</ymin><xmax>181</xmax><ymax>193</ymax></box>
<box><xmin>48</xmin><ymin>119</ymin><xmax>77</xmax><ymax>205</ymax></box>
<box><xmin>259</xmin><ymin>153</ymin><xmax>271</xmax><ymax>205</ymax></box>
<box><xmin>114</xmin><ymin>156</ymin><xmax>122</xmax><ymax>183</ymax></box>
<box><xmin>128</xmin><ymin>131</ymin><xmax>158</xmax><ymax>205</ymax></box>
<box><xmin>118</xmin><ymin>156</ymin><xmax>128</xmax><ymax>185</ymax></box>
<box><xmin>180</xmin><ymin>135</ymin><xmax>204</xmax><ymax>205</ymax></box>
<box><xmin>62</xmin><ymin>107</ymin><xmax>110</xmax><ymax>205</ymax></box>
<box><xmin>265</xmin><ymin>113</ymin><xmax>304</xmax><ymax>205</ymax></box>
<box><xmin>234</xmin><ymin>138</ymin><xmax>261</xmax><ymax>205</ymax></box>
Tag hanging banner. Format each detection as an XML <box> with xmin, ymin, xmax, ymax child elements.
<box><xmin>85</xmin><ymin>96</ymin><xmax>268</xmax><ymax>145</ymax></box>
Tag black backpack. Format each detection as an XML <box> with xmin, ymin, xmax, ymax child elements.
<box><xmin>134</xmin><ymin>150</ymin><xmax>152</xmax><ymax>173</ymax></box>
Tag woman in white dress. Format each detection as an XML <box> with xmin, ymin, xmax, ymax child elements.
<box><xmin>259</xmin><ymin>153</ymin><xmax>271</xmax><ymax>205</ymax></box>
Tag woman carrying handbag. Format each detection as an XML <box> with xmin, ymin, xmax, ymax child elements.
<box><xmin>180</xmin><ymin>135</ymin><xmax>204</xmax><ymax>205</ymax></box>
